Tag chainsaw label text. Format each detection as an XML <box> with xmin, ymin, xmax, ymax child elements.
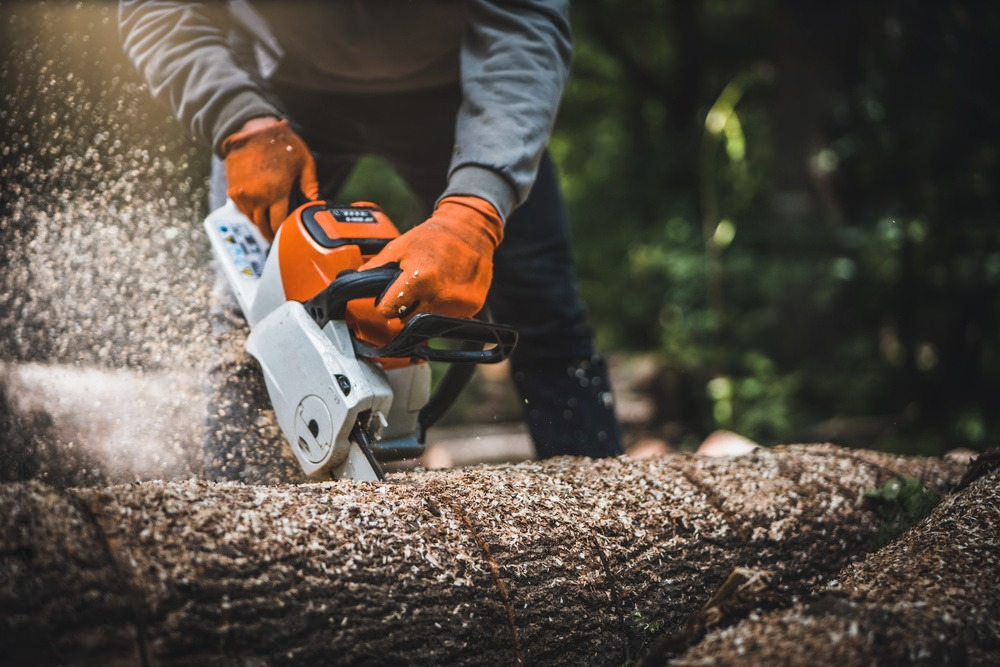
<box><xmin>329</xmin><ymin>208</ymin><xmax>377</xmax><ymax>224</ymax></box>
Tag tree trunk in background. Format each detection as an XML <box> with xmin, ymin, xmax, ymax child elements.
<box><xmin>1</xmin><ymin>445</ymin><xmax>966</xmax><ymax>665</ymax></box>
<box><xmin>656</xmin><ymin>462</ymin><xmax>1000</xmax><ymax>666</ymax></box>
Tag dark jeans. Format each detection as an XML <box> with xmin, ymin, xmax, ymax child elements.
<box><xmin>211</xmin><ymin>84</ymin><xmax>622</xmax><ymax>460</ymax></box>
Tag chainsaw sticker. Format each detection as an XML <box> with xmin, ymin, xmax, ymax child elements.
<box><xmin>218</xmin><ymin>222</ymin><xmax>267</xmax><ymax>278</ymax></box>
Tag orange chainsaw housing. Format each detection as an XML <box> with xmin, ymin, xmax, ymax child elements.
<box><xmin>277</xmin><ymin>201</ymin><xmax>407</xmax><ymax>359</ymax></box>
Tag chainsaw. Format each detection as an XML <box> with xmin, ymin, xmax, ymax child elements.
<box><xmin>204</xmin><ymin>199</ymin><xmax>517</xmax><ymax>481</ymax></box>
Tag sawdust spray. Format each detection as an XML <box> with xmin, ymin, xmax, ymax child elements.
<box><xmin>0</xmin><ymin>3</ymin><xmax>535</xmax><ymax>487</ymax></box>
<box><xmin>0</xmin><ymin>3</ymin><xmax>223</xmax><ymax>485</ymax></box>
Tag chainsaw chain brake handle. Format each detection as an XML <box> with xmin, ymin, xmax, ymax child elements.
<box><xmin>303</xmin><ymin>267</ymin><xmax>518</xmax><ymax>364</ymax></box>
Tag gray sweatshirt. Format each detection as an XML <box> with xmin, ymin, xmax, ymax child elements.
<box><xmin>118</xmin><ymin>0</ymin><xmax>573</xmax><ymax>217</ymax></box>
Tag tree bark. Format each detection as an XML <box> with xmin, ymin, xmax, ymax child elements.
<box><xmin>659</xmin><ymin>457</ymin><xmax>999</xmax><ymax>666</ymax></box>
<box><xmin>1</xmin><ymin>445</ymin><xmax>966</xmax><ymax>666</ymax></box>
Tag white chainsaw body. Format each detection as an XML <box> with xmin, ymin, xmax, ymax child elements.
<box><xmin>203</xmin><ymin>200</ymin><xmax>430</xmax><ymax>481</ymax></box>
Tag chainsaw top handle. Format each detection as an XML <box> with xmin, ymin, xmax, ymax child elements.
<box><xmin>303</xmin><ymin>267</ymin><xmax>517</xmax><ymax>365</ymax></box>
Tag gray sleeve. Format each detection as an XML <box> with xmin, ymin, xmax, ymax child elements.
<box><xmin>118</xmin><ymin>1</ymin><xmax>280</xmax><ymax>154</ymax></box>
<box><xmin>441</xmin><ymin>0</ymin><xmax>572</xmax><ymax>219</ymax></box>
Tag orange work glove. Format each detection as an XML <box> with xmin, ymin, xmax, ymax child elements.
<box><xmin>358</xmin><ymin>195</ymin><xmax>504</xmax><ymax>320</ymax></box>
<box><xmin>221</xmin><ymin>117</ymin><xmax>319</xmax><ymax>242</ymax></box>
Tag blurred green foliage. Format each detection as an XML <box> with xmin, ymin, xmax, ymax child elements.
<box><xmin>335</xmin><ymin>2</ymin><xmax>1000</xmax><ymax>455</ymax></box>
<box><xmin>551</xmin><ymin>1</ymin><xmax>1000</xmax><ymax>454</ymax></box>
<box><xmin>4</xmin><ymin>2</ymin><xmax>994</xmax><ymax>456</ymax></box>
<box><xmin>864</xmin><ymin>475</ymin><xmax>940</xmax><ymax>546</ymax></box>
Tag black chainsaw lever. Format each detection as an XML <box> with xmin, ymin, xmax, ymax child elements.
<box><xmin>304</xmin><ymin>267</ymin><xmax>401</xmax><ymax>324</ymax></box>
<box><xmin>304</xmin><ymin>269</ymin><xmax>517</xmax><ymax>364</ymax></box>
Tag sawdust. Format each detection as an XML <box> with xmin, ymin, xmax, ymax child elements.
<box><xmin>1</xmin><ymin>362</ymin><xmax>203</xmax><ymax>483</ymax></box>
<box><xmin>0</xmin><ymin>4</ymin><xmax>287</xmax><ymax>486</ymax></box>
<box><xmin>0</xmin><ymin>4</ymin><xmax>214</xmax><ymax>371</ymax></box>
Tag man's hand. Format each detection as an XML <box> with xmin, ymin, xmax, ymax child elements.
<box><xmin>221</xmin><ymin>117</ymin><xmax>319</xmax><ymax>241</ymax></box>
<box><xmin>358</xmin><ymin>196</ymin><xmax>504</xmax><ymax>319</ymax></box>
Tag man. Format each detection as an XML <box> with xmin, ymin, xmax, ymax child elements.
<box><xmin>119</xmin><ymin>1</ymin><xmax>622</xmax><ymax>478</ymax></box>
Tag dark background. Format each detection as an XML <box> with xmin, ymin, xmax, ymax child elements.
<box><xmin>2</xmin><ymin>1</ymin><xmax>998</xmax><ymax>457</ymax></box>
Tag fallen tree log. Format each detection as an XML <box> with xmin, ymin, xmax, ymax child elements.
<box><xmin>1</xmin><ymin>445</ymin><xmax>966</xmax><ymax>665</ymax></box>
<box><xmin>659</xmin><ymin>454</ymin><xmax>1000</xmax><ymax>666</ymax></box>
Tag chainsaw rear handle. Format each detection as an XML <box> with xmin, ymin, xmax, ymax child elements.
<box><xmin>304</xmin><ymin>268</ymin><xmax>518</xmax><ymax>364</ymax></box>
